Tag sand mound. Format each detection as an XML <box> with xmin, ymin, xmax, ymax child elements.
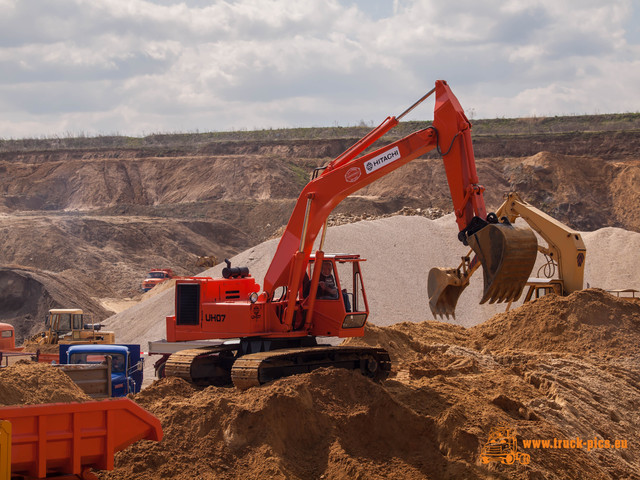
<box><xmin>343</xmin><ymin>321</ymin><xmax>470</xmax><ymax>366</ymax></box>
<box><xmin>0</xmin><ymin>361</ymin><xmax>91</xmax><ymax>406</ymax></box>
<box><xmin>104</xmin><ymin>369</ymin><xmax>483</xmax><ymax>480</ymax></box>
<box><xmin>100</xmin><ymin>308</ymin><xmax>640</xmax><ymax>479</ymax></box>
<box><xmin>105</xmin><ymin>215</ymin><xmax>640</xmax><ymax>388</ymax></box>
<box><xmin>469</xmin><ymin>289</ymin><xmax>640</xmax><ymax>358</ymax></box>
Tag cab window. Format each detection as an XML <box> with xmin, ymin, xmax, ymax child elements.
<box><xmin>69</xmin><ymin>353</ymin><xmax>126</xmax><ymax>373</ymax></box>
<box><xmin>317</xmin><ymin>261</ymin><xmax>339</xmax><ymax>300</ymax></box>
<box><xmin>335</xmin><ymin>260</ymin><xmax>367</xmax><ymax>314</ymax></box>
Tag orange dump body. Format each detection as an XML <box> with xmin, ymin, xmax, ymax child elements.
<box><xmin>1</xmin><ymin>398</ymin><xmax>162</xmax><ymax>479</ymax></box>
<box><xmin>1</xmin><ymin>348</ymin><xmax>60</xmax><ymax>366</ymax></box>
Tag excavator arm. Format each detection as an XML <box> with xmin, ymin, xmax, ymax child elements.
<box><xmin>159</xmin><ymin>81</ymin><xmax>539</xmax><ymax>388</ymax></box>
<box><xmin>429</xmin><ymin>192</ymin><xmax>585</xmax><ymax>317</ymax></box>
<box><xmin>263</xmin><ymin>80</ymin><xmax>537</xmax><ymax>325</ymax></box>
<box><xmin>498</xmin><ymin>192</ymin><xmax>586</xmax><ymax>294</ymax></box>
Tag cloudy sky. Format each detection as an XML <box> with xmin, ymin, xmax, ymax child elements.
<box><xmin>0</xmin><ymin>0</ymin><xmax>638</xmax><ymax>138</ymax></box>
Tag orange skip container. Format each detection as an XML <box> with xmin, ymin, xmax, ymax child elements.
<box><xmin>1</xmin><ymin>398</ymin><xmax>162</xmax><ymax>479</ymax></box>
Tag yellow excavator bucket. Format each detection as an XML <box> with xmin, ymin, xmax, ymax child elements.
<box><xmin>428</xmin><ymin>223</ymin><xmax>537</xmax><ymax>317</ymax></box>
<box><xmin>427</xmin><ymin>267</ymin><xmax>469</xmax><ymax>318</ymax></box>
<box><xmin>468</xmin><ymin>223</ymin><xmax>538</xmax><ymax>304</ymax></box>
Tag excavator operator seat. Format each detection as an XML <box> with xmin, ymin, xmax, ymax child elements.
<box><xmin>316</xmin><ymin>261</ymin><xmax>340</xmax><ymax>300</ymax></box>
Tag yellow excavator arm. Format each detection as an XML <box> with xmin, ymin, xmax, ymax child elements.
<box><xmin>497</xmin><ymin>192</ymin><xmax>586</xmax><ymax>295</ymax></box>
<box><xmin>429</xmin><ymin>192</ymin><xmax>586</xmax><ymax>317</ymax></box>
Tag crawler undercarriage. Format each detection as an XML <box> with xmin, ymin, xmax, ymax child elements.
<box><xmin>164</xmin><ymin>338</ymin><xmax>391</xmax><ymax>390</ymax></box>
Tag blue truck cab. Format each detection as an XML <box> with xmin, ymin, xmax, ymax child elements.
<box><xmin>59</xmin><ymin>344</ymin><xmax>144</xmax><ymax>397</ymax></box>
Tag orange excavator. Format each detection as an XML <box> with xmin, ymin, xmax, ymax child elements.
<box><xmin>160</xmin><ymin>80</ymin><xmax>538</xmax><ymax>389</ymax></box>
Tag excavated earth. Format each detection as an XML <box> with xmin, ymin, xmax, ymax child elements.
<box><xmin>1</xmin><ymin>123</ymin><xmax>640</xmax><ymax>478</ymax></box>
<box><xmin>0</xmin><ymin>361</ymin><xmax>91</xmax><ymax>406</ymax></box>
<box><xmin>94</xmin><ymin>289</ymin><xmax>638</xmax><ymax>479</ymax></box>
<box><xmin>6</xmin><ymin>290</ymin><xmax>638</xmax><ymax>480</ymax></box>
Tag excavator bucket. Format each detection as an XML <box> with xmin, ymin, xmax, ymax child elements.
<box><xmin>467</xmin><ymin>223</ymin><xmax>538</xmax><ymax>304</ymax></box>
<box><xmin>428</xmin><ymin>223</ymin><xmax>538</xmax><ymax>318</ymax></box>
<box><xmin>427</xmin><ymin>267</ymin><xmax>469</xmax><ymax>318</ymax></box>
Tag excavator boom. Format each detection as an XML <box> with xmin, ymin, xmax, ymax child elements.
<box><xmin>499</xmin><ymin>192</ymin><xmax>586</xmax><ymax>295</ymax></box>
<box><xmin>264</xmin><ymin>80</ymin><xmax>537</xmax><ymax>311</ymax></box>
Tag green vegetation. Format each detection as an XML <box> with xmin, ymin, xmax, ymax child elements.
<box><xmin>287</xmin><ymin>162</ymin><xmax>313</xmax><ymax>187</ymax></box>
<box><xmin>1</xmin><ymin>113</ymin><xmax>639</xmax><ymax>153</ymax></box>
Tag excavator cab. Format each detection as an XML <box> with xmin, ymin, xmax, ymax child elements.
<box><xmin>43</xmin><ymin>309</ymin><xmax>85</xmax><ymax>344</ymax></box>
<box><xmin>306</xmin><ymin>255</ymin><xmax>369</xmax><ymax>334</ymax></box>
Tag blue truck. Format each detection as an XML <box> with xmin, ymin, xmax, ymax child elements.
<box><xmin>58</xmin><ymin>344</ymin><xmax>144</xmax><ymax>397</ymax></box>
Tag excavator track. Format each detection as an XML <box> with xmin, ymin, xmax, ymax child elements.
<box><xmin>164</xmin><ymin>344</ymin><xmax>238</xmax><ymax>386</ymax></box>
<box><xmin>231</xmin><ymin>345</ymin><xmax>391</xmax><ymax>390</ymax></box>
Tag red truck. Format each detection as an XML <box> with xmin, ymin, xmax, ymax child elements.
<box><xmin>141</xmin><ymin>269</ymin><xmax>174</xmax><ymax>292</ymax></box>
<box><xmin>0</xmin><ymin>324</ymin><xmax>15</xmax><ymax>351</ymax></box>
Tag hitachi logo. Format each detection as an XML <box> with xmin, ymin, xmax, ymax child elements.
<box><xmin>364</xmin><ymin>146</ymin><xmax>401</xmax><ymax>174</ymax></box>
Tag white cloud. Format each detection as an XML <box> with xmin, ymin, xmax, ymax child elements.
<box><xmin>0</xmin><ymin>0</ymin><xmax>638</xmax><ymax>138</ymax></box>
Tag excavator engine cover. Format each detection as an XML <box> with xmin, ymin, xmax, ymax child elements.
<box><xmin>468</xmin><ymin>223</ymin><xmax>537</xmax><ymax>304</ymax></box>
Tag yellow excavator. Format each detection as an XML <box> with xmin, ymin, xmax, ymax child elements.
<box><xmin>195</xmin><ymin>255</ymin><xmax>218</xmax><ymax>269</ymax></box>
<box><xmin>429</xmin><ymin>192</ymin><xmax>586</xmax><ymax>317</ymax></box>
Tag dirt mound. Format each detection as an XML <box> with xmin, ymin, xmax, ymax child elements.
<box><xmin>103</xmin><ymin>369</ymin><xmax>482</xmax><ymax>480</ymax></box>
<box><xmin>0</xmin><ymin>276</ymin><xmax>624</xmax><ymax>478</ymax></box>
<box><xmin>343</xmin><ymin>321</ymin><xmax>470</xmax><ymax>366</ymax></box>
<box><xmin>100</xmin><ymin>312</ymin><xmax>640</xmax><ymax>479</ymax></box>
<box><xmin>469</xmin><ymin>289</ymin><xmax>640</xmax><ymax>358</ymax></box>
<box><xmin>0</xmin><ymin>361</ymin><xmax>91</xmax><ymax>405</ymax></box>
<box><xmin>0</xmin><ymin>214</ymin><xmax>250</xmax><ymax>298</ymax></box>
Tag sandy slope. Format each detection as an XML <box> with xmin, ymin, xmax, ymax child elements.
<box><xmin>104</xmin><ymin>214</ymin><xmax>640</xmax><ymax>384</ymax></box>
